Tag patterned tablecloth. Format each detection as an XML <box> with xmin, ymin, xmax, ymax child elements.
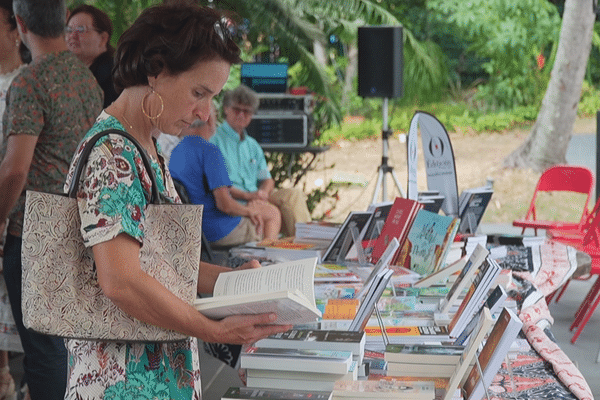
<box><xmin>502</xmin><ymin>239</ymin><xmax>592</xmax><ymax>400</ymax></box>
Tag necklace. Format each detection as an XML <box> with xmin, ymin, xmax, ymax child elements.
<box><xmin>121</xmin><ymin>114</ymin><xmax>134</xmax><ymax>131</ymax></box>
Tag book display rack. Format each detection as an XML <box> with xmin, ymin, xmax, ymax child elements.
<box><xmin>216</xmin><ymin>203</ymin><xmax>591</xmax><ymax>400</ymax></box>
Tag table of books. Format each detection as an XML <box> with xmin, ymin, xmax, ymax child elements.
<box><xmin>212</xmin><ymin>238</ymin><xmax>593</xmax><ymax>400</ymax></box>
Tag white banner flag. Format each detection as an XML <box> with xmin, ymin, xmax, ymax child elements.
<box><xmin>407</xmin><ymin>111</ymin><xmax>459</xmax><ymax>216</ymax></box>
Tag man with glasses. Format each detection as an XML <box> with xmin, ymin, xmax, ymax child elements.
<box><xmin>211</xmin><ymin>84</ymin><xmax>311</xmax><ymax>237</ymax></box>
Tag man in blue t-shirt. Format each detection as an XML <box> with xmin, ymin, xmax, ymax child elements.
<box><xmin>211</xmin><ymin>85</ymin><xmax>311</xmax><ymax>237</ymax></box>
<box><xmin>169</xmin><ymin>106</ymin><xmax>281</xmax><ymax>246</ymax></box>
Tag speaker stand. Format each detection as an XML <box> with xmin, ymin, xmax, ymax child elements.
<box><xmin>371</xmin><ymin>98</ymin><xmax>405</xmax><ymax>205</ymax></box>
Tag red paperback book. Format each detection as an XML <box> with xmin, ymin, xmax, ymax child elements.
<box><xmin>370</xmin><ymin>197</ymin><xmax>423</xmax><ymax>264</ymax></box>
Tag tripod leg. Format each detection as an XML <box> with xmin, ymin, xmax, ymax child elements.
<box><xmin>371</xmin><ymin>167</ymin><xmax>385</xmax><ymax>204</ymax></box>
<box><xmin>390</xmin><ymin>169</ymin><xmax>406</xmax><ymax>198</ymax></box>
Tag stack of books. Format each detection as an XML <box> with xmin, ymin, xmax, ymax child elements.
<box><xmin>332</xmin><ymin>379</ymin><xmax>436</xmax><ymax>400</ymax></box>
<box><xmin>240</xmin><ymin>347</ymin><xmax>357</xmax><ymax>391</ymax></box>
<box><xmin>447</xmin><ymin>254</ymin><xmax>502</xmax><ymax>338</ymax></box>
<box><xmin>384</xmin><ymin>343</ymin><xmax>465</xmax><ymax>378</ymax></box>
<box><xmin>249</xmin><ymin>237</ymin><xmax>329</xmax><ymax>262</ymax></box>
<box><xmin>295</xmin><ymin>221</ymin><xmax>341</xmax><ymax>241</ymax></box>
<box><xmin>221</xmin><ymin>386</ymin><xmax>333</xmax><ymax>400</ymax></box>
<box><xmin>254</xmin><ymin>329</ymin><xmax>366</xmax><ymax>364</ymax></box>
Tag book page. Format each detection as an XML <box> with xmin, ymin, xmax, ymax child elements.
<box><xmin>213</xmin><ymin>257</ymin><xmax>318</xmax><ymax>305</ymax></box>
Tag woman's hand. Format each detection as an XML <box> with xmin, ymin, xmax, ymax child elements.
<box><xmin>206</xmin><ymin>313</ymin><xmax>292</xmax><ymax>345</ymax></box>
<box><xmin>237</xmin><ymin>259</ymin><xmax>261</xmax><ymax>270</ymax></box>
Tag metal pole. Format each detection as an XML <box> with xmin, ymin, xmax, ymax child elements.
<box><xmin>381</xmin><ymin>98</ymin><xmax>389</xmax><ymax>201</ymax></box>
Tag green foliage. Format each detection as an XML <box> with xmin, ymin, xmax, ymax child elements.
<box><xmin>578</xmin><ymin>81</ymin><xmax>600</xmax><ymax>118</ymax></box>
<box><xmin>67</xmin><ymin>0</ymin><xmax>163</xmax><ymax>44</ymax></box>
<box><xmin>427</xmin><ymin>0</ymin><xmax>560</xmax><ymax>109</ymax></box>
<box><xmin>318</xmin><ymin>102</ymin><xmax>540</xmax><ymax>144</ymax></box>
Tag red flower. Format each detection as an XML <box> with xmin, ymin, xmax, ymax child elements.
<box><xmin>536</xmin><ymin>53</ymin><xmax>545</xmax><ymax>70</ymax></box>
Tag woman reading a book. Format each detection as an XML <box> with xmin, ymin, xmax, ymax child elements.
<box><xmin>62</xmin><ymin>4</ymin><xmax>292</xmax><ymax>399</ymax></box>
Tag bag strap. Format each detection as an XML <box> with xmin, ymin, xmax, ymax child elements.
<box><xmin>66</xmin><ymin>128</ymin><xmax>161</xmax><ymax>204</ymax></box>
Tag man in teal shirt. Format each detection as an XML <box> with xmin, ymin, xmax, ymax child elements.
<box><xmin>211</xmin><ymin>84</ymin><xmax>311</xmax><ymax>237</ymax></box>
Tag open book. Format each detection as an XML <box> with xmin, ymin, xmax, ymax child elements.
<box><xmin>194</xmin><ymin>258</ymin><xmax>321</xmax><ymax>325</ymax></box>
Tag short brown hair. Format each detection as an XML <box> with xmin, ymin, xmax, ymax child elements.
<box><xmin>68</xmin><ymin>4</ymin><xmax>113</xmax><ymax>46</ymax></box>
<box><xmin>113</xmin><ymin>4</ymin><xmax>241</xmax><ymax>93</ymax></box>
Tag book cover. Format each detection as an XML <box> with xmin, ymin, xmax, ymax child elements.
<box><xmin>440</xmin><ymin>244</ymin><xmax>489</xmax><ymax>315</ymax></box>
<box><xmin>462</xmin><ymin>308</ymin><xmax>523</xmax><ymax>400</ymax></box>
<box><xmin>194</xmin><ymin>257</ymin><xmax>321</xmax><ymax>325</ymax></box>
<box><xmin>412</xmin><ymin>257</ymin><xmax>466</xmax><ymax>288</ymax></box>
<box><xmin>221</xmin><ymin>386</ymin><xmax>332</xmax><ymax>400</ymax></box>
<box><xmin>361</xmin><ymin>203</ymin><xmax>393</xmax><ymax>259</ymax></box>
<box><xmin>493</xmin><ymin>245</ymin><xmax>535</xmax><ymax>272</ymax></box>
<box><xmin>349</xmin><ymin>268</ymin><xmax>393</xmax><ymax>331</ymax></box>
<box><xmin>322</xmin><ymin>298</ymin><xmax>359</xmax><ymax>320</ymax></box>
<box><xmin>448</xmin><ymin>256</ymin><xmax>502</xmax><ymax>338</ymax></box>
<box><xmin>322</xmin><ymin>212</ymin><xmax>372</xmax><ymax>264</ymax></box>
<box><xmin>332</xmin><ymin>379</ymin><xmax>435</xmax><ymax>400</ymax></box>
<box><xmin>370</xmin><ymin>197</ymin><xmax>423</xmax><ymax>264</ymax></box>
<box><xmin>240</xmin><ymin>347</ymin><xmax>353</xmax><ymax>375</ymax></box>
<box><xmin>457</xmin><ymin>187</ymin><xmax>493</xmax><ymax>234</ymax></box>
<box><xmin>364</xmin><ymin>325</ymin><xmax>450</xmax><ymax>345</ymax></box>
<box><xmin>314</xmin><ymin>264</ymin><xmax>361</xmax><ymax>283</ymax></box>
<box><xmin>254</xmin><ymin>329</ymin><xmax>365</xmax><ymax>363</ymax></box>
<box><xmin>452</xmin><ymin>285</ymin><xmax>507</xmax><ymax>346</ymax></box>
<box><xmin>386</xmin><ymin>362</ymin><xmax>456</xmax><ymax>378</ymax></box>
<box><xmin>441</xmin><ymin>307</ymin><xmax>494</xmax><ymax>400</ymax></box>
<box><xmin>396</xmin><ymin>209</ymin><xmax>460</xmax><ymax>276</ymax></box>
<box><xmin>384</xmin><ymin>343</ymin><xmax>464</xmax><ymax>365</ymax></box>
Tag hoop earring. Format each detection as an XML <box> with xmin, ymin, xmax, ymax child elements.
<box><xmin>141</xmin><ymin>88</ymin><xmax>164</xmax><ymax>120</ymax></box>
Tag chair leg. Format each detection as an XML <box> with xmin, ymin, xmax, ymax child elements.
<box><xmin>554</xmin><ymin>279</ymin><xmax>570</xmax><ymax>303</ymax></box>
<box><xmin>571</xmin><ymin>284</ymin><xmax>600</xmax><ymax>343</ymax></box>
<box><xmin>570</xmin><ymin>276</ymin><xmax>600</xmax><ymax>331</ymax></box>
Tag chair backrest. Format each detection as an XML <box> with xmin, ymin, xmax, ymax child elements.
<box><xmin>535</xmin><ymin>165</ymin><xmax>594</xmax><ymax>194</ymax></box>
<box><xmin>526</xmin><ymin>165</ymin><xmax>594</xmax><ymax>224</ymax></box>
<box><xmin>582</xmin><ymin>201</ymin><xmax>600</xmax><ymax>257</ymax></box>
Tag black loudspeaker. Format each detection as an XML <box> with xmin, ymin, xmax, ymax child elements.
<box><xmin>358</xmin><ymin>26</ymin><xmax>403</xmax><ymax>98</ymax></box>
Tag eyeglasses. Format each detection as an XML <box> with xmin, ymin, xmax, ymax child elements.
<box><xmin>230</xmin><ymin>106</ymin><xmax>254</xmax><ymax>117</ymax></box>
<box><xmin>65</xmin><ymin>25</ymin><xmax>100</xmax><ymax>35</ymax></box>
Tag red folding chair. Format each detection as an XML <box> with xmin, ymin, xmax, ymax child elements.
<box><xmin>545</xmin><ymin>197</ymin><xmax>600</xmax><ymax>303</ymax></box>
<box><xmin>567</xmin><ymin>206</ymin><xmax>600</xmax><ymax>343</ymax></box>
<box><xmin>512</xmin><ymin>165</ymin><xmax>594</xmax><ymax>236</ymax></box>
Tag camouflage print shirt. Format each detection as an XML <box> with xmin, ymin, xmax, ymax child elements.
<box><xmin>1</xmin><ymin>50</ymin><xmax>103</xmax><ymax>237</ymax></box>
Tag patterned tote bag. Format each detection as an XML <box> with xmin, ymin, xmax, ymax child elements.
<box><xmin>21</xmin><ymin>129</ymin><xmax>203</xmax><ymax>341</ymax></box>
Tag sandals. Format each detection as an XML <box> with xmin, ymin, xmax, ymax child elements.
<box><xmin>0</xmin><ymin>366</ymin><xmax>15</xmax><ymax>400</ymax></box>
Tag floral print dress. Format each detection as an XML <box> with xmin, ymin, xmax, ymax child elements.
<box><xmin>63</xmin><ymin>112</ymin><xmax>202</xmax><ymax>400</ymax></box>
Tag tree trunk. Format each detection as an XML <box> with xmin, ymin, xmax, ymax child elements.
<box><xmin>503</xmin><ymin>0</ymin><xmax>595</xmax><ymax>171</ymax></box>
<box><xmin>342</xmin><ymin>43</ymin><xmax>357</xmax><ymax>110</ymax></box>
